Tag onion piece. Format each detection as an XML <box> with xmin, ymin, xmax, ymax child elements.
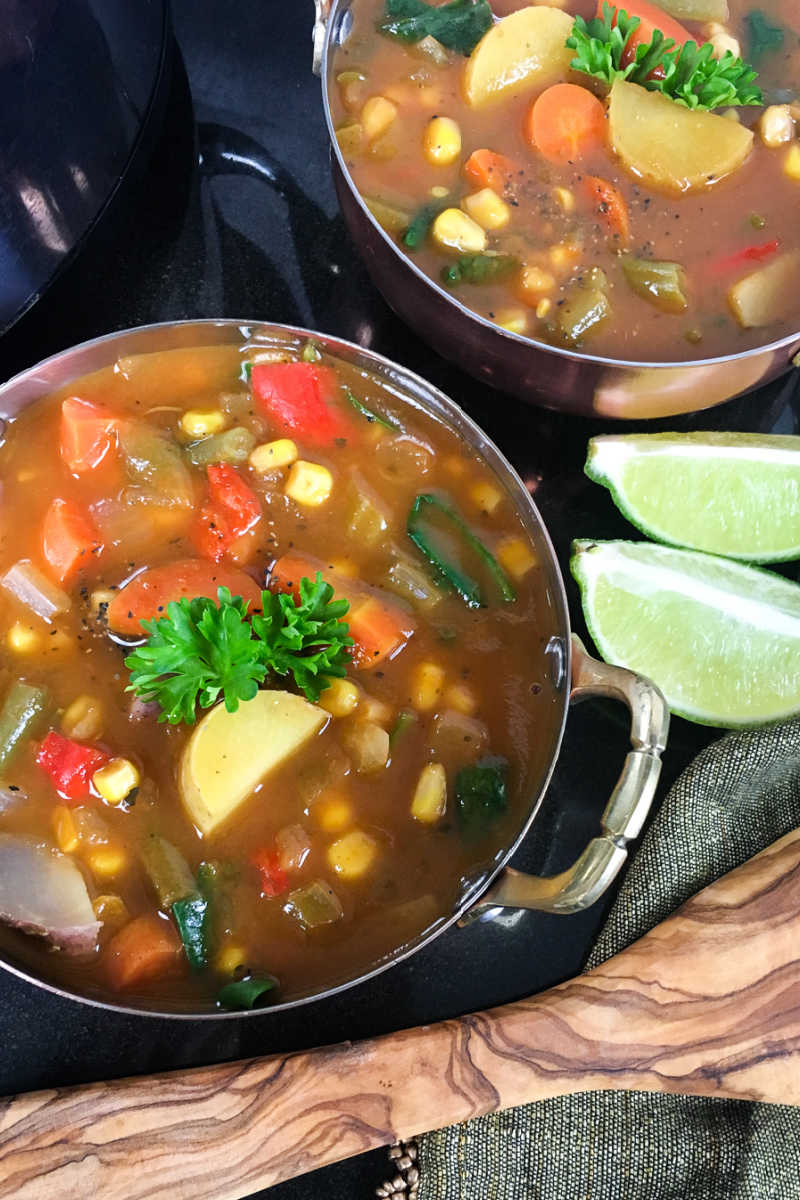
<box><xmin>1</xmin><ymin>560</ymin><xmax>70</xmax><ymax>622</ymax></box>
<box><xmin>0</xmin><ymin>835</ymin><xmax>100</xmax><ymax>955</ymax></box>
<box><xmin>276</xmin><ymin>823</ymin><xmax>312</xmax><ymax>873</ymax></box>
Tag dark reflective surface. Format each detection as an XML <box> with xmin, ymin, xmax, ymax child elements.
<box><xmin>0</xmin><ymin>4</ymin><xmax>798</xmax><ymax>1198</ymax></box>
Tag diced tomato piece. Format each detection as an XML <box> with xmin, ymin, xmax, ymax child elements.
<box><xmin>270</xmin><ymin>551</ymin><xmax>415</xmax><ymax>670</ymax></box>
<box><xmin>42</xmin><ymin>498</ymin><xmax>103</xmax><ymax>584</ymax></box>
<box><xmin>106</xmin><ymin>559</ymin><xmax>263</xmax><ymax>635</ymax></box>
<box><xmin>60</xmin><ymin>397</ymin><xmax>118</xmax><ymax>473</ymax></box>
<box><xmin>193</xmin><ymin>463</ymin><xmax>262</xmax><ymax>564</ymax></box>
<box><xmin>251</xmin><ymin>362</ymin><xmax>353</xmax><ymax>445</ymax></box>
<box><xmin>252</xmin><ymin>847</ymin><xmax>288</xmax><ymax>898</ymax></box>
<box><xmin>36</xmin><ymin>730</ymin><xmax>110</xmax><ymax>803</ymax></box>
<box><xmin>105</xmin><ymin>915</ymin><xmax>183</xmax><ymax>991</ymax></box>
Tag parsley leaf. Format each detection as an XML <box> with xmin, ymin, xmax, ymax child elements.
<box><xmin>378</xmin><ymin>0</ymin><xmax>492</xmax><ymax>56</ymax></box>
<box><xmin>747</xmin><ymin>10</ymin><xmax>785</xmax><ymax>62</ymax></box>
<box><xmin>251</xmin><ymin>574</ymin><xmax>353</xmax><ymax>704</ymax></box>
<box><xmin>567</xmin><ymin>2</ymin><xmax>762</xmax><ymax>110</ymax></box>
<box><xmin>125</xmin><ymin>576</ymin><xmax>353</xmax><ymax>723</ymax></box>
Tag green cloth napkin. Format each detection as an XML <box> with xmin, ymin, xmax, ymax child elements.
<box><xmin>418</xmin><ymin>718</ymin><xmax>800</xmax><ymax>1200</ymax></box>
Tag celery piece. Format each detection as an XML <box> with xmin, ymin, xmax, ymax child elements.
<box><xmin>622</xmin><ymin>257</ymin><xmax>689</xmax><ymax>314</ymax></box>
<box><xmin>140</xmin><ymin>834</ymin><xmax>196</xmax><ymax>910</ymax></box>
<box><xmin>284</xmin><ymin>879</ymin><xmax>343</xmax><ymax>929</ymax></box>
<box><xmin>556</xmin><ymin>287</ymin><xmax>611</xmax><ymax>346</ymax></box>
<box><xmin>118</xmin><ymin>422</ymin><xmax>194</xmax><ymax>507</ymax></box>
<box><xmin>184</xmin><ymin>427</ymin><xmax>256</xmax><ymax>467</ymax></box>
<box><xmin>0</xmin><ymin>682</ymin><xmax>50</xmax><ymax>773</ymax></box>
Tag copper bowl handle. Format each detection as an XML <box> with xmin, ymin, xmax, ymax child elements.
<box><xmin>464</xmin><ymin>635</ymin><xmax>669</xmax><ymax>920</ymax></box>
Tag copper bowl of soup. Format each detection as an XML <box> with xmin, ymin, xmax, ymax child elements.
<box><xmin>317</xmin><ymin>0</ymin><xmax>800</xmax><ymax>418</ymax></box>
<box><xmin>0</xmin><ymin>320</ymin><xmax>667</xmax><ymax>1018</ymax></box>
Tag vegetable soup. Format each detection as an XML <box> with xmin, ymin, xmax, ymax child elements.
<box><xmin>0</xmin><ymin>335</ymin><xmax>560</xmax><ymax>1011</ymax></box>
<box><xmin>330</xmin><ymin>0</ymin><xmax>800</xmax><ymax>361</ymax></box>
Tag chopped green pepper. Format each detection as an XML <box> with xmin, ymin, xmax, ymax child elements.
<box><xmin>240</xmin><ymin>361</ymin><xmax>252</xmax><ymax>384</ymax></box>
<box><xmin>555</xmin><ymin>287</ymin><xmax>611</xmax><ymax>346</ymax></box>
<box><xmin>407</xmin><ymin>493</ymin><xmax>516</xmax><ymax>609</ymax></box>
<box><xmin>118</xmin><ymin>422</ymin><xmax>194</xmax><ymax>507</ymax></box>
<box><xmin>184</xmin><ymin>427</ymin><xmax>256</xmax><ymax>467</ymax></box>
<box><xmin>456</xmin><ymin>755</ymin><xmax>508</xmax><ymax>837</ymax></box>
<box><xmin>345</xmin><ymin>387</ymin><xmax>400</xmax><ymax>432</ymax></box>
<box><xmin>217</xmin><ymin>973</ymin><xmax>278</xmax><ymax>1010</ymax></box>
<box><xmin>172</xmin><ymin>893</ymin><xmax>209</xmax><ymax>971</ymax></box>
<box><xmin>621</xmin><ymin>257</ymin><xmax>689</xmax><ymax>314</ymax></box>
<box><xmin>0</xmin><ymin>682</ymin><xmax>50</xmax><ymax>773</ymax></box>
<box><xmin>389</xmin><ymin>709</ymin><xmax>417</xmax><ymax>745</ymax></box>
<box><xmin>441</xmin><ymin>254</ymin><xmax>519</xmax><ymax>287</ymax></box>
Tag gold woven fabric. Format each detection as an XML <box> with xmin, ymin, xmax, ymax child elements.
<box><xmin>419</xmin><ymin>718</ymin><xmax>800</xmax><ymax>1200</ymax></box>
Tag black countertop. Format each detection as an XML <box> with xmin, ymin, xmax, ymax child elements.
<box><xmin>0</xmin><ymin>4</ymin><xmax>798</xmax><ymax>1198</ymax></box>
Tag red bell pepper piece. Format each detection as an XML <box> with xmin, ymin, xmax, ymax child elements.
<box><xmin>193</xmin><ymin>463</ymin><xmax>261</xmax><ymax>563</ymax></box>
<box><xmin>252</xmin><ymin>847</ymin><xmax>288</xmax><ymax>898</ymax></box>
<box><xmin>36</xmin><ymin>730</ymin><xmax>110</xmax><ymax>803</ymax></box>
<box><xmin>710</xmin><ymin>240</ymin><xmax>780</xmax><ymax>276</ymax></box>
<box><xmin>60</xmin><ymin>397</ymin><xmax>118</xmax><ymax>473</ymax></box>
<box><xmin>42</xmin><ymin>498</ymin><xmax>103</xmax><ymax>584</ymax></box>
<box><xmin>251</xmin><ymin>362</ymin><xmax>352</xmax><ymax>445</ymax></box>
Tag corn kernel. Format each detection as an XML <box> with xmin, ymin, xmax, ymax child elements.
<box><xmin>315</xmin><ymin>791</ymin><xmax>356</xmax><ymax>833</ymax></box>
<box><xmin>359</xmin><ymin>693</ymin><xmax>393</xmax><ymax>727</ymax></box>
<box><xmin>536</xmin><ymin>298</ymin><xmax>552</xmax><ymax>319</ymax></box>
<box><xmin>249</xmin><ymin>438</ymin><xmax>298</xmax><ymax>473</ymax></box>
<box><xmin>327</xmin><ymin>829</ymin><xmax>378</xmax><ymax>880</ymax></box>
<box><xmin>469</xmin><ymin>480</ymin><xmax>503</xmax><ymax>515</ymax></box>
<box><xmin>497</xmin><ymin>536</ymin><xmax>538</xmax><ymax>581</ymax></box>
<box><xmin>423</xmin><ymin>116</ymin><xmax>462</xmax><ymax>166</ymax></box>
<box><xmin>411</xmin><ymin>661</ymin><xmax>445</xmax><ymax>712</ymax></box>
<box><xmin>92</xmin><ymin>893</ymin><xmax>129</xmax><ymax>930</ymax></box>
<box><xmin>52</xmin><ymin>806</ymin><xmax>79</xmax><ymax>854</ymax></box>
<box><xmin>215</xmin><ymin>943</ymin><xmax>248</xmax><ymax>976</ymax></box>
<box><xmin>361</xmin><ymin>95</ymin><xmax>397</xmax><ymax>142</ymax></box>
<box><xmin>444</xmin><ymin>454</ymin><xmax>468</xmax><ymax>478</ymax></box>
<box><xmin>86</xmin><ymin>845</ymin><xmax>128</xmax><ymax>879</ymax></box>
<box><xmin>6</xmin><ymin>622</ymin><xmax>41</xmax><ymax>654</ymax></box>
<box><xmin>431</xmin><ymin>208</ymin><xmax>487</xmax><ymax>254</ymax></box>
<box><xmin>549</xmin><ymin>241</ymin><xmax>582</xmax><ymax>269</ymax></box>
<box><xmin>318</xmin><ymin>677</ymin><xmax>361</xmax><ymax>718</ymax></box>
<box><xmin>759</xmin><ymin>105</ymin><xmax>794</xmax><ymax>149</ymax></box>
<box><xmin>285</xmin><ymin>461</ymin><xmax>334</xmax><ymax>507</ymax></box>
<box><xmin>180</xmin><ymin>409</ymin><xmax>227</xmax><ymax>438</ymax></box>
<box><xmin>552</xmin><ymin>186</ymin><xmax>575</xmax><ymax>212</ymax></box>
<box><xmin>462</xmin><ymin>188</ymin><xmax>511</xmax><ymax>231</ymax></box>
<box><xmin>445</xmin><ymin>682</ymin><xmax>478</xmax><ymax>716</ymax></box>
<box><xmin>61</xmin><ymin>695</ymin><xmax>103</xmax><ymax>741</ymax></box>
<box><xmin>411</xmin><ymin>762</ymin><xmax>447</xmax><ymax>823</ymax></box>
<box><xmin>430</xmin><ymin>185</ymin><xmax>450</xmax><ymax>199</ymax></box>
<box><xmin>518</xmin><ymin>266</ymin><xmax>556</xmax><ymax>304</ymax></box>
<box><xmin>784</xmin><ymin>144</ymin><xmax>800</xmax><ymax>181</ymax></box>
<box><xmin>494</xmin><ymin>307</ymin><xmax>528</xmax><ymax>335</ymax></box>
<box><xmin>92</xmin><ymin>758</ymin><xmax>140</xmax><ymax>806</ymax></box>
<box><xmin>89</xmin><ymin>588</ymin><xmax>115</xmax><ymax>620</ymax></box>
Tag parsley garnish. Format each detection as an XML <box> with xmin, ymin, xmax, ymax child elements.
<box><xmin>378</xmin><ymin>0</ymin><xmax>492</xmax><ymax>56</ymax></box>
<box><xmin>125</xmin><ymin>577</ymin><xmax>352</xmax><ymax>724</ymax></box>
<box><xmin>567</xmin><ymin>2</ymin><xmax>762</xmax><ymax>110</ymax></box>
<box><xmin>747</xmin><ymin>10</ymin><xmax>785</xmax><ymax>62</ymax></box>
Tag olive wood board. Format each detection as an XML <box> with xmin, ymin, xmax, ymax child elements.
<box><xmin>1</xmin><ymin>826</ymin><xmax>799</xmax><ymax>1199</ymax></box>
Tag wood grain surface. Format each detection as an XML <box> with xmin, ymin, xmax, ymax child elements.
<box><xmin>1</xmin><ymin>827</ymin><xmax>799</xmax><ymax>1200</ymax></box>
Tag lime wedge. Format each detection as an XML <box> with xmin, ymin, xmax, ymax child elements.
<box><xmin>571</xmin><ymin>539</ymin><xmax>800</xmax><ymax>727</ymax></box>
<box><xmin>585</xmin><ymin>432</ymin><xmax>800</xmax><ymax>564</ymax></box>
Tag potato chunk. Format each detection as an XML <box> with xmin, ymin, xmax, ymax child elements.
<box><xmin>728</xmin><ymin>251</ymin><xmax>800</xmax><ymax>329</ymax></box>
<box><xmin>180</xmin><ymin>691</ymin><xmax>327</xmax><ymax>836</ymax></box>
<box><xmin>608</xmin><ymin>80</ymin><xmax>753</xmax><ymax>194</ymax></box>
<box><xmin>463</xmin><ymin>6</ymin><xmax>574</xmax><ymax>109</ymax></box>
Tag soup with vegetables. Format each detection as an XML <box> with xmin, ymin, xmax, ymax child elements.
<box><xmin>0</xmin><ymin>335</ymin><xmax>559</xmax><ymax>1011</ymax></box>
<box><xmin>330</xmin><ymin>0</ymin><xmax>800</xmax><ymax>361</ymax></box>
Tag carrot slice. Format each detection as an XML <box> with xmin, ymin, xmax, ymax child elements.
<box><xmin>105</xmin><ymin>915</ymin><xmax>183</xmax><ymax>991</ymax></box>
<box><xmin>270</xmin><ymin>551</ymin><xmax>415</xmax><ymax>670</ymax></box>
<box><xmin>60</xmin><ymin>397</ymin><xmax>117</xmax><ymax>473</ymax></box>
<box><xmin>526</xmin><ymin>84</ymin><xmax>607</xmax><ymax>163</ymax></box>
<box><xmin>583</xmin><ymin>175</ymin><xmax>631</xmax><ymax>246</ymax></box>
<box><xmin>42</xmin><ymin>498</ymin><xmax>103</xmax><ymax>584</ymax></box>
<box><xmin>600</xmin><ymin>0</ymin><xmax>691</xmax><ymax>68</ymax></box>
<box><xmin>463</xmin><ymin>149</ymin><xmax>521</xmax><ymax>198</ymax></box>
<box><xmin>106</xmin><ymin>559</ymin><xmax>263</xmax><ymax>635</ymax></box>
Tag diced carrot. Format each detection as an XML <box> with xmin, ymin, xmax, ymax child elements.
<box><xmin>60</xmin><ymin>397</ymin><xmax>117</xmax><ymax>473</ymax></box>
<box><xmin>270</xmin><ymin>551</ymin><xmax>415</xmax><ymax>670</ymax></box>
<box><xmin>105</xmin><ymin>915</ymin><xmax>183</xmax><ymax>991</ymax></box>
<box><xmin>600</xmin><ymin>0</ymin><xmax>691</xmax><ymax>68</ymax></box>
<box><xmin>42</xmin><ymin>498</ymin><xmax>103</xmax><ymax>584</ymax></box>
<box><xmin>106</xmin><ymin>559</ymin><xmax>263</xmax><ymax>636</ymax></box>
<box><xmin>583</xmin><ymin>175</ymin><xmax>631</xmax><ymax>246</ymax></box>
<box><xmin>463</xmin><ymin>149</ymin><xmax>521</xmax><ymax>199</ymax></box>
<box><xmin>525</xmin><ymin>84</ymin><xmax>607</xmax><ymax>163</ymax></box>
